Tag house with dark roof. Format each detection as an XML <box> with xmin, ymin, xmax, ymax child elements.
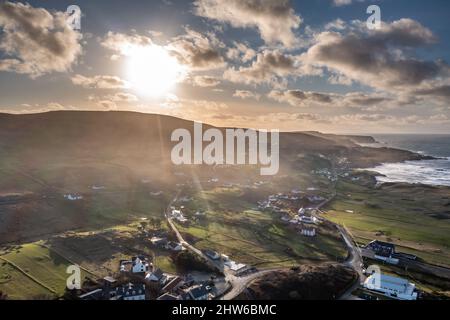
<box><xmin>116</xmin><ymin>283</ymin><xmax>146</xmax><ymax>301</ymax></box>
<box><xmin>166</xmin><ymin>241</ymin><xmax>183</xmax><ymax>252</ymax></box>
<box><xmin>365</xmin><ymin>240</ymin><xmax>399</xmax><ymax>265</ymax></box>
<box><xmin>188</xmin><ymin>285</ymin><xmax>210</xmax><ymax>300</ymax></box>
<box><xmin>145</xmin><ymin>268</ymin><xmax>167</xmax><ymax>284</ymax></box>
<box><xmin>203</xmin><ymin>249</ymin><xmax>220</xmax><ymax>260</ymax></box>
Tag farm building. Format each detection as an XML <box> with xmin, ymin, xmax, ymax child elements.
<box><xmin>363</xmin><ymin>274</ymin><xmax>418</xmax><ymax>300</ymax></box>
<box><xmin>365</xmin><ymin>240</ymin><xmax>399</xmax><ymax>265</ymax></box>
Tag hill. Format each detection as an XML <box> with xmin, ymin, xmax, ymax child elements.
<box><xmin>0</xmin><ymin>111</ymin><xmax>428</xmax><ymax>244</ymax></box>
<box><xmin>236</xmin><ymin>264</ymin><xmax>357</xmax><ymax>300</ymax></box>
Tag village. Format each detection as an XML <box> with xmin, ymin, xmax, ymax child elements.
<box><xmin>62</xmin><ymin>175</ymin><xmax>429</xmax><ymax>301</ymax></box>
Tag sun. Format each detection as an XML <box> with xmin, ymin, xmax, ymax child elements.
<box><xmin>126</xmin><ymin>45</ymin><xmax>185</xmax><ymax>97</ymax></box>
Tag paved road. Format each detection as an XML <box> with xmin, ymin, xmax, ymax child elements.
<box><xmin>166</xmin><ymin>167</ymin><xmax>365</xmax><ymax>301</ymax></box>
<box><xmin>166</xmin><ymin>192</ymin><xmax>287</xmax><ymax>300</ymax></box>
<box><xmin>336</xmin><ymin>225</ymin><xmax>365</xmax><ymax>300</ymax></box>
<box><xmin>312</xmin><ymin>166</ymin><xmax>365</xmax><ymax>299</ymax></box>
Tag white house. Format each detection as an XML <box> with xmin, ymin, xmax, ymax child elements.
<box><xmin>171</xmin><ymin>209</ymin><xmax>188</xmax><ymax>223</ymax></box>
<box><xmin>64</xmin><ymin>194</ymin><xmax>83</xmax><ymax>201</ymax></box>
<box><xmin>132</xmin><ymin>257</ymin><xmax>149</xmax><ymax>273</ymax></box>
<box><xmin>230</xmin><ymin>262</ymin><xmax>246</xmax><ymax>273</ymax></box>
<box><xmin>301</xmin><ymin>228</ymin><xmax>316</xmax><ymax>237</ymax></box>
<box><xmin>299</xmin><ymin>216</ymin><xmax>318</xmax><ymax>224</ymax></box>
<box><xmin>298</xmin><ymin>207</ymin><xmax>306</xmax><ymax>215</ymax></box>
<box><xmin>363</xmin><ymin>274</ymin><xmax>418</xmax><ymax>300</ymax></box>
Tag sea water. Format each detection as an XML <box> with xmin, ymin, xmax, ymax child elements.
<box><xmin>368</xmin><ymin>134</ymin><xmax>450</xmax><ymax>187</ymax></box>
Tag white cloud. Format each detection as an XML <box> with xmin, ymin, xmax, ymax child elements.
<box><xmin>0</xmin><ymin>1</ymin><xmax>83</xmax><ymax>78</ymax></box>
<box><xmin>191</xmin><ymin>75</ymin><xmax>221</xmax><ymax>87</ymax></box>
<box><xmin>233</xmin><ymin>90</ymin><xmax>261</xmax><ymax>100</ymax></box>
<box><xmin>71</xmin><ymin>74</ymin><xmax>130</xmax><ymax>89</ymax></box>
<box><xmin>194</xmin><ymin>0</ymin><xmax>302</xmax><ymax>47</ymax></box>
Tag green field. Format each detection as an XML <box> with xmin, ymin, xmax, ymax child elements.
<box><xmin>325</xmin><ymin>180</ymin><xmax>450</xmax><ymax>267</ymax></box>
<box><xmin>0</xmin><ymin>243</ymin><xmax>93</xmax><ymax>299</ymax></box>
<box><xmin>176</xmin><ymin>187</ymin><xmax>347</xmax><ymax>269</ymax></box>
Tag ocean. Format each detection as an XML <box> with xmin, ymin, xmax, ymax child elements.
<box><xmin>367</xmin><ymin>134</ymin><xmax>450</xmax><ymax>187</ymax></box>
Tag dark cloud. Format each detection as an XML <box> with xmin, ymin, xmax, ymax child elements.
<box><xmin>224</xmin><ymin>50</ymin><xmax>297</xmax><ymax>86</ymax></box>
<box><xmin>301</xmin><ymin>19</ymin><xmax>446</xmax><ymax>91</ymax></box>
<box><xmin>168</xmin><ymin>28</ymin><xmax>225</xmax><ymax>70</ymax></box>
<box><xmin>268</xmin><ymin>90</ymin><xmax>335</xmax><ymax>107</ymax></box>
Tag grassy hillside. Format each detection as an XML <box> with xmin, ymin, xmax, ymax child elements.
<box><xmin>0</xmin><ymin>242</ymin><xmax>93</xmax><ymax>299</ymax></box>
<box><xmin>325</xmin><ymin>179</ymin><xmax>450</xmax><ymax>267</ymax></box>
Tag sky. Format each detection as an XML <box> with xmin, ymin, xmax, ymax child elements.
<box><xmin>0</xmin><ymin>0</ymin><xmax>449</xmax><ymax>134</ymax></box>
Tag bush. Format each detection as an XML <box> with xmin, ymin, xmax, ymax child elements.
<box><xmin>173</xmin><ymin>251</ymin><xmax>215</xmax><ymax>273</ymax></box>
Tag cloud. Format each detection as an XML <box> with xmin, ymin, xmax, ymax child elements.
<box><xmin>333</xmin><ymin>0</ymin><xmax>352</xmax><ymax>6</ymax></box>
<box><xmin>414</xmin><ymin>84</ymin><xmax>450</xmax><ymax>104</ymax></box>
<box><xmin>268</xmin><ymin>89</ymin><xmax>391</xmax><ymax>109</ymax></box>
<box><xmin>268</xmin><ymin>90</ymin><xmax>335</xmax><ymax>107</ymax></box>
<box><xmin>97</xmin><ymin>100</ymin><xmax>118</xmax><ymax>110</ymax></box>
<box><xmin>226</xmin><ymin>41</ymin><xmax>256</xmax><ymax>62</ymax></box>
<box><xmin>300</xmin><ymin>19</ymin><xmax>447</xmax><ymax>96</ymax></box>
<box><xmin>224</xmin><ymin>50</ymin><xmax>298</xmax><ymax>86</ymax></box>
<box><xmin>167</xmin><ymin>28</ymin><xmax>226</xmax><ymax>70</ymax></box>
<box><xmin>0</xmin><ymin>1</ymin><xmax>83</xmax><ymax>78</ymax></box>
<box><xmin>71</xmin><ymin>74</ymin><xmax>130</xmax><ymax>89</ymax></box>
<box><xmin>107</xmin><ymin>92</ymin><xmax>139</xmax><ymax>102</ymax></box>
<box><xmin>333</xmin><ymin>0</ymin><xmax>368</xmax><ymax>7</ymax></box>
<box><xmin>101</xmin><ymin>28</ymin><xmax>226</xmax><ymax>71</ymax></box>
<box><xmin>191</xmin><ymin>75</ymin><xmax>221</xmax><ymax>87</ymax></box>
<box><xmin>100</xmin><ymin>31</ymin><xmax>153</xmax><ymax>57</ymax></box>
<box><xmin>233</xmin><ymin>90</ymin><xmax>261</xmax><ymax>100</ymax></box>
<box><xmin>194</xmin><ymin>0</ymin><xmax>302</xmax><ymax>47</ymax></box>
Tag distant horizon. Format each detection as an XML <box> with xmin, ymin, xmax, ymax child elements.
<box><xmin>1</xmin><ymin>109</ymin><xmax>449</xmax><ymax>136</ymax></box>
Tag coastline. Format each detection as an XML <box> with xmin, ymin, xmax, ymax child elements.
<box><xmin>358</xmin><ymin>135</ymin><xmax>450</xmax><ymax>188</ymax></box>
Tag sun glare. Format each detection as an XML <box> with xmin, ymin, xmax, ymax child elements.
<box><xmin>126</xmin><ymin>45</ymin><xmax>185</xmax><ymax>97</ymax></box>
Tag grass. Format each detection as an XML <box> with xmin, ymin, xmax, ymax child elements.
<box><xmin>0</xmin><ymin>261</ymin><xmax>54</xmax><ymax>300</ymax></box>
<box><xmin>325</xmin><ymin>180</ymin><xmax>450</xmax><ymax>267</ymax></box>
<box><xmin>176</xmin><ymin>187</ymin><xmax>347</xmax><ymax>269</ymax></box>
<box><xmin>0</xmin><ymin>242</ymin><xmax>92</xmax><ymax>299</ymax></box>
